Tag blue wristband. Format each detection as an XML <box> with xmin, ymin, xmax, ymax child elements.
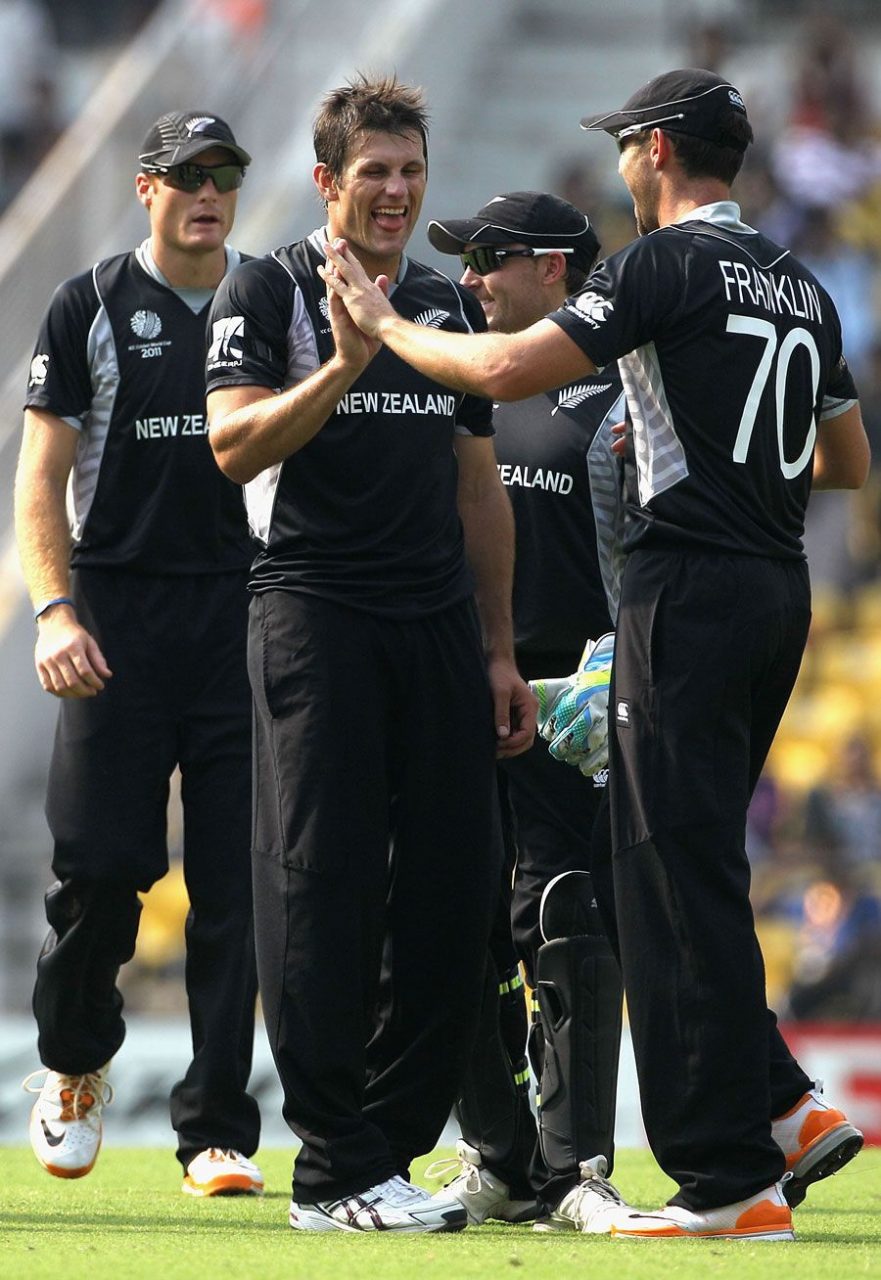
<box><xmin>34</xmin><ymin>596</ymin><xmax>75</xmax><ymax>621</ymax></box>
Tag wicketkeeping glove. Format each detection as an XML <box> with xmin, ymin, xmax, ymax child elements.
<box><xmin>530</xmin><ymin>631</ymin><xmax>615</xmax><ymax>776</ymax></box>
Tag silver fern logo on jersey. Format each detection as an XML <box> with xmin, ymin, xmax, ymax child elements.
<box><xmin>414</xmin><ymin>308</ymin><xmax>449</xmax><ymax>329</ymax></box>
<box><xmin>130</xmin><ymin>310</ymin><xmax>162</xmax><ymax>340</ymax></box>
<box><xmin>571</xmin><ymin>292</ymin><xmax>614</xmax><ymax>328</ymax></box>
<box><xmin>552</xmin><ymin>383</ymin><xmax>613</xmax><ymax>414</ymax></box>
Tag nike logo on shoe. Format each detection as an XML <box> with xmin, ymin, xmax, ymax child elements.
<box><xmin>40</xmin><ymin>1119</ymin><xmax>66</xmax><ymax>1147</ymax></box>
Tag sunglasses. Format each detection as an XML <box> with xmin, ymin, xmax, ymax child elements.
<box><xmin>459</xmin><ymin>245</ymin><xmax>574</xmax><ymax>276</ymax></box>
<box><xmin>143</xmin><ymin>162</ymin><xmax>246</xmax><ymax>193</ymax></box>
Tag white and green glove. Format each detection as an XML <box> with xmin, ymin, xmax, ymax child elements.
<box><xmin>530</xmin><ymin>631</ymin><xmax>615</xmax><ymax>776</ymax></box>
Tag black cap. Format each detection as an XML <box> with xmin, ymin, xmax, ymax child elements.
<box><xmin>138</xmin><ymin>110</ymin><xmax>251</xmax><ymax>170</ymax></box>
<box><xmin>427</xmin><ymin>191</ymin><xmax>600</xmax><ymax>270</ymax></box>
<box><xmin>580</xmin><ymin>68</ymin><xmax>752</xmax><ymax>151</ymax></box>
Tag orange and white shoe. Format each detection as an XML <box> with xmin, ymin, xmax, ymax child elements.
<box><xmin>772</xmin><ymin>1082</ymin><xmax>863</xmax><ymax>1207</ymax></box>
<box><xmin>610</xmin><ymin>1180</ymin><xmax>794</xmax><ymax>1241</ymax></box>
<box><xmin>182</xmin><ymin>1148</ymin><xmax>264</xmax><ymax>1197</ymax></box>
<box><xmin>24</xmin><ymin>1064</ymin><xmax>112</xmax><ymax>1179</ymax></box>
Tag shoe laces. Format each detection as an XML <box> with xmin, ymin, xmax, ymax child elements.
<box><xmin>576</xmin><ymin>1157</ymin><xmax>624</xmax><ymax>1205</ymax></box>
<box><xmin>23</xmin><ymin>1068</ymin><xmax>113</xmax><ymax>1118</ymax></box>
<box><xmin>425</xmin><ymin>1153</ymin><xmax>481</xmax><ymax>1193</ymax></box>
<box><xmin>369</xmin><ymin>1176</ymin><xmax>425</xmax><ymax>1208</ymax></box>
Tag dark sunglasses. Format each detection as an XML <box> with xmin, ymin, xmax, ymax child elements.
<box><xmin>459</xmin><ymin>245</ymin><xmax>574</xmax><ymax>276</ymax></box>
<box><xmin>143</xmin><ymin>162</ymin><xmax>246</xmax><ymax>193</ymax></box>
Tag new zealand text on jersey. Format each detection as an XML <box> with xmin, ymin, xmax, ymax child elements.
<box><xmin>336</xmin><ymin>390</ymin><xmax>457</xmax><ymax>416</ymax></box>
<box><xmin>135</xmin><ymin>414</ymin><xmax>208</xmax><ymax>439</ymax></box>
<box><xmin>498</xmin><ymin>463</ymin><xmax>574</xmax><ymax>494</ymax></box>
<box><xmin>718</xmin><ymin>260</ymin><xmax>822</xmax><ymax>322</ymax></box>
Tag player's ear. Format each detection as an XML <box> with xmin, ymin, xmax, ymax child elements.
<box><xmin>543</xmin><ymin>251</ymin><xmax>568</xmax><ymax>286</ymax></box>
<box><xmin>651</xmin><ymin>128</ymin><xmax>672</xmax><ymax>168</ymax></box>
<box><xmin>135</xmin><ymin>172</ymin><xmax>153</xmax><ymax>209</ymax></box>
<box><xmin>314</xmin><ymin>163</ymin><xmax>338</xmax><ymax>205</ymax></box>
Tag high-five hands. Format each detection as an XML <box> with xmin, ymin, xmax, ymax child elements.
<box><xmin>318</xmin><ymin>239</ymin><xmax>396</xmax><ymax>338</ymax></box>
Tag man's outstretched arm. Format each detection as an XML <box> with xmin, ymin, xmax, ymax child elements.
<box><xmin>320</xmin><ymin>238</ymin><xmax>596</xmax><ymax>401</ymax></box>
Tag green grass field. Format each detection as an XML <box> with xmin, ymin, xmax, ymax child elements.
<box><xmin>3</xmin><ymin>1146</ymin><xmax>880</xmax><ymax>1279</ymax></box>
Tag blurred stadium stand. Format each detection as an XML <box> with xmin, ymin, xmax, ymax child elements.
<box><xmin>1</xmin><ymin>0</ymin><xmax>881</xmax><ymax>1061</ymax></box>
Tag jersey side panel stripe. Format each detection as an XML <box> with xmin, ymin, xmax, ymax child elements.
<box><xmin>69</xmin><ymin>285</ymin><xmax>119</xmax><ymax>543</ymax></box>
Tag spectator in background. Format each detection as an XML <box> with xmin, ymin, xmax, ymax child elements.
<box><xmin>785</xmin><ymin>868</ymin><xmax>881</xmax><ymax>1021</ymax></box>
<box><xmin>804</xmin><ymin>734</ymin><xmax>881</xmax><ymax>871</ymax></box>
<box><xmin>771</xmin><ymin>14</ymin><xmax>881</xmax><ymax>224</ymax></box>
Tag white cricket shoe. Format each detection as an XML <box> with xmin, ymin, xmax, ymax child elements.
<box><xmin>24</xmin><ymin>1064</ymin><xmax>112</xmax><ymax>1179</ymax></box>
<box><xmin>182</xmin><ymin>1148</ymin><xmax>264</xmax><ymax>1197</ymax></box>
<box><xmin>289</xmin><ymin>1173</ymin><xmax>467</xmax><ymax>1233</ymax></box>
<box><xmin>772</xmin><ymin>1081</ymin><xmax>863</xmax><ymax>1207</ymax></box>
<box><xmin>534</xmin><ymin>1156</ymin><xmax>629</xmax><ymax>1234</ymax></box>
<box><xmin>610</xmin><ymin>1179</ymin><xmax>794</xmax><ymax>1241</ymax></box>
<box><xmin>425</xmin><ymin>1140</ymin><xmax>540</xmax><ymax>1225</ymax></box>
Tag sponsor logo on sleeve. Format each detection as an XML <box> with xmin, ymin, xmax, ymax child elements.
<box><xmin>29</xmin><ymin>353</ymin><xmax>49</xmax><ymax>386</ymax></box>
<box><xmin>616</xmin><ymin>699</ymin><xmax>630</xmax><ymax>726</ymax></box>
<box><xmin>207</xmin><ymin>315</ymin><xmax>245</xmax><ymax>369</ymax></box>
<box><xmin>567</xmin><ymin>291</ymin><xmax>614</xmax><ymax>328</ymax></box>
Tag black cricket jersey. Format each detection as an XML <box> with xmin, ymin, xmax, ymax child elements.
<box><xmin>205</xmin><ymin>228</ymin><xmax>493</xmax><ymax>618</ymax></box>
<box><xmin>25</xmin><ymin>245</ymin><xmax>253</xmax><ymax>573</ymax></box>
<box><xmin>550</xmin><ymin>202</ymin><xmax>858</xmax><ymax>560</ymax></box>
<box><xmin>494</xmin><ymin>372</ymin><xmax>625</xmax><ymax>655</ymax></box>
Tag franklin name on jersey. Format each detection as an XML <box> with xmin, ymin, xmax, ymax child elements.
<box><xmin>550</xmin><ymin>202</ymin><xmax>858</xmax><ymax>561</ymax></box>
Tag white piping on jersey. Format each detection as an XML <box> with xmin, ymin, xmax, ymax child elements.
<box><xmin>618</xmin><ymin>342</ymin><xmax>689</xmax><ymax>507</ymax></box>
<box><xmin>586</xmin><ymin>389</ymin><xmax>627</xmax><ymax>623</ymax></box>
<box><xmin>668</xmin><ymin>200</ymin><xmax>791</xmax><ymax>271</ymax></box>
<box><xmin>68</xmin><ymin>279</ymin><xmax>119</xmax><ymax>541</ymax></box>
<box><xmin>242</xmin><ymin>252</ymin><xmax>324</xmax><ymax>546</ymax></box>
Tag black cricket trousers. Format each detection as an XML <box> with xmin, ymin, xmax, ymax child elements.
<box><xmin>33</xmin><ymin>568</ymin><xmax>260</xmax><ymax>1167</ymax></box>
<box><xmin>248</xmin><ymin>590</ymin><xmax>500</xmax><ymax>1204</ymax></box>
<box><xmin>604</xmin><ymin>547</ymin><xmax>813</xmax><ymax>1210</ymax></box>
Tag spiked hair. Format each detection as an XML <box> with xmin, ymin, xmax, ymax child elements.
<box><xmin>313</xmin><ymin>73</ymin><xmax>429</xmax><ymax>179</ymax></box>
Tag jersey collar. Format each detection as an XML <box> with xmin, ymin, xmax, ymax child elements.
<box><xmin>313</xmin><ymin>226</ymin><xmax>406</xmax><ymax>297</ymax></box>
<box><xmin>671</xmin><ymin>200</ymin><xmax>756</xmax><ymax>234</ymax></box>
<box><xmin>136</xmin><ymin>239</ymin><xmax>242</xmax><ymax>313</ymax></box>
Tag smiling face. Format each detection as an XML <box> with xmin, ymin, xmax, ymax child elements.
<box><xmin>316</xmin><ymin>128</ymin><xmax>427</xmax><ymax>277</ymax></box>
<box><xmin>136</xmin><ymin>145</ymin><xmax>239</xmax><ymax>272</ymax></box>
<box><xmin>460</xmin><ymin>244</ymin><xmax>568</xmax><ymax>334</ymax></box>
